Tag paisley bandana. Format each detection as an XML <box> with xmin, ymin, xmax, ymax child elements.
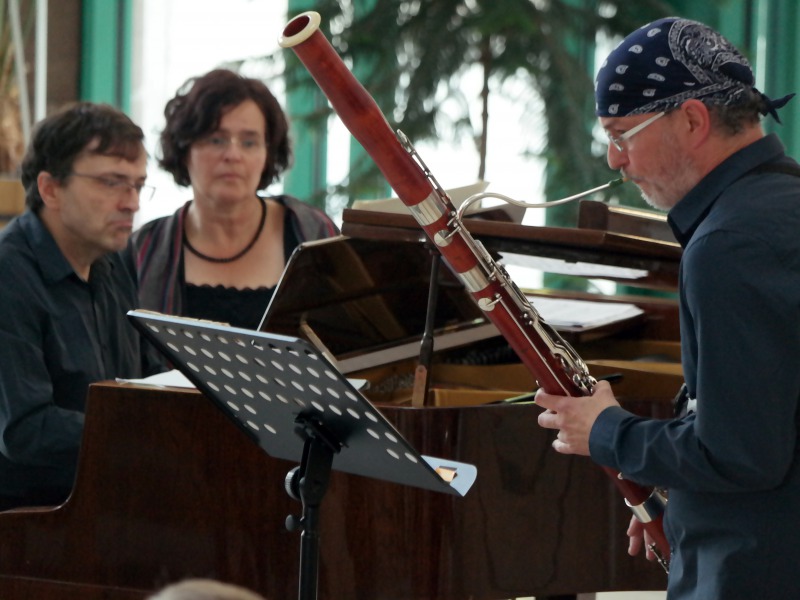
<box><xmin>595</xmin><ymin>17</ymin><xmax>794</xmax><ymax>121</ymax></box>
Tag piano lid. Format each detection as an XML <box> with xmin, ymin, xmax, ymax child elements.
<box><xmin>257</xmin><ymin>235</ymin><xmax>499</xmax><ymax>373</ymax></box>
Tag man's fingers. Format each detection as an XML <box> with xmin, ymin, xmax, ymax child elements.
<box><xmin>537</xmin><ymin>407</ymin><xmax>560</xmax><ymax>430</ymax></box>
<box><xmin>627</xmin><ymin>517</ymin><xmax>644</xmax><ymax>557</ymax></box>
<box><xmin>533</xmin><ymin>389</ymin><xmax>560</xmax><ymax>411</ymax></box>
<box><xmin>628</xmin><ymin>534</ymin><xmax>642</xmax><ymax>557</ymax></box>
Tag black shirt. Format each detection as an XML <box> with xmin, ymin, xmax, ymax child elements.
<box><xmin>184</xmin><ymin>283</ymin><xmax>276</xmax><ymax>329</ymax></box>
<box><xmin>0</xmin><ymin>211</ymin><xmax>162</xmax><ymax>508</ymax></box>
<box><xmin>591</xmin><ymin>135</ymin><xmax>800</xmax><ymax>599</ymax></box>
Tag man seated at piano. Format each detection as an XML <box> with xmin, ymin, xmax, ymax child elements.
<box><xmin>0</xmin><ymin>103</ymin><xmax>164</xmax><ymax>511</ymax></box>
<box><xmin>537</xmin><ymin>17</ymin><xmax>800</xmax><ymax>600</ymax></box>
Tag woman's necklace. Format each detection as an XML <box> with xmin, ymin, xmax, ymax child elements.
<box><xmin>183</xmin><ymin>196</ymin><xmax>267</xmax><ymax>264</ymax></box>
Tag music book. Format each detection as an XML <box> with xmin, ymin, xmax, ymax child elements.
<box><xmin>526</xmin><ymin>296</ymin><xmax>645</xmax><ymax>330</ymax></box>
<box><xmin>352</xmin><ymin>181</ymin><xmax>526</xmax><ymax>223</ymax></box>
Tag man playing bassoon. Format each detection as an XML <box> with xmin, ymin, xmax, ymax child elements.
<box><xmin>536</xmin><ymin>17</ymin><xmax>800</xmax><ymax>600</ymax></box>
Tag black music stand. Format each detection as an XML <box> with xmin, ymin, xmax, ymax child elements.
<box><xmin>128</xmin><ymin>310</ymin><xmax>477</xmax><ymax>600</ymax></box>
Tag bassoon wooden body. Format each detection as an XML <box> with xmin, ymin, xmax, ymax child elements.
<box><xmin>280</xmin><ymin>10</ymin><xmax>670</xmax><ymax>571</ymax></box>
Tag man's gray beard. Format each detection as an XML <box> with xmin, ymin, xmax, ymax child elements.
<box><xmin>638</xmin><ymin>160</ymin><xmax>698</xmax><ymax>211</ymax></box>
<box><xmin>640</xmin><ymin>188</ymin><xmax>675</xmax><ymax>211</ymax></box>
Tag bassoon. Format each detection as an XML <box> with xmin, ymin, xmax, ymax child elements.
<box><xmin>280</xmin><ymin>10</ymin><xmax>670</xmax><ymax>572</ymax></box>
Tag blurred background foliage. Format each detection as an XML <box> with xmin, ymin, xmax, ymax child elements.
<box><xmin>276</xmin><ymin>0</ymin><xmax>726</xmax><ymax>214</ymax></box>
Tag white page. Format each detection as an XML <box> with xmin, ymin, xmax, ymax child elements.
<box><xmin>501</xmin><ymin>252</ymin><xmax>649</xmax><ymax>280</ymax></box>
<box><xmin>527</xmin><ymin>296</ymin><xmax>644</xmax><ymax>328</ymax></box>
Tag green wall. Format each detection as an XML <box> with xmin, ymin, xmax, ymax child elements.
<box><xmin>673</xmin><ymin>0</ymin><xmax>800</xmax><ymax>156</ymax></box>
<box><xmin>80</xmin><ymin>0</ymin><xmax>132</xmax><ymax>112</ymax></box>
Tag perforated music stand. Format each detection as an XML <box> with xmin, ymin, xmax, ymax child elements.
<box><xmin>128</xmin><ymin>310</ymin><xmax>477</xmax><ymax>600</ymax></box>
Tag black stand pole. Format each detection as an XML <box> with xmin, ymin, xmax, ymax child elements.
<box><xmin>285</xmin><ymin>416</ymin><xmax>342</xmax><ymax>600</ymax></box>
<box><xmin>412</xmin><ymin>249</ymin><xmax>441</xmax><ymax>405</ymax></box>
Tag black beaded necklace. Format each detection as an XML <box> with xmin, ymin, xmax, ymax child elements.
<box><xmin>183</xmin><ymin>196</ymin><xmax>267</xmax><ymax>264</ymax></box>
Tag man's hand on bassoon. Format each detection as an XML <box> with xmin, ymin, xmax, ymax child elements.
<box><xmin>627</xmin><ymin>516</ymin><xmax>663</xmax><ymax>563</ymax></box>
<box><xmin>535</xmin><ymin>380</ymin><xmax>620</xmax><ymax>456</ymax></box>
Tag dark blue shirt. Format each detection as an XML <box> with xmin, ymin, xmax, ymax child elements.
<box><xmin>590</xmin><ymin>134</ymin><xmax>800</xmax><ymax>599</ymax></box>
<box><xmin>0</xmin><ymin>211</ymin><xmax>162</xmax><ymax>508</ymax></box>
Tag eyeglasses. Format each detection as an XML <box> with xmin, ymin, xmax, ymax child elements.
<box><xmin>606</xmin><ymin>111</ymin><xmax>666</xmax><ymax>152</ymax></box>
<box><xmin>70</xmin><ymin>172</ymin><xmax>156</xmax><ymax>201</ymax></box>
<box><xmin>195</xmin><ymin>133</ymin><xmax>266</xmax><ymax>155</ymax></box>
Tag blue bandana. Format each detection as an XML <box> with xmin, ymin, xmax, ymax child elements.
<box><xmin>595</xmin><ymin>17</ymin><xmax>794</xmax><ymax>122</ymax></box>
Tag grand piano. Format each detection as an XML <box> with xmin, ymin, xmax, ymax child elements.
<box><xmin>0</xmin><ymin>201</ymin><xmax>682</xmax><ymax>599</ymax></box>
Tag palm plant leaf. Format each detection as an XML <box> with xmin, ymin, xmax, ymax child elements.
<box><xmin>281</xmin><ymin>1</ymin><xmax>710</xmax><ymax>208</ymax></box>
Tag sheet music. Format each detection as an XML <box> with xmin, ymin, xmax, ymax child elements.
<box><xmin>527</xmin><ymin>296</ymin><xmax>644</xmax><ymax>329</ymax></box>
<box><xmin>351</xmin><ymin>181</ymin><xmax>526</xmax><ymax>223</ymax></box>
<box><xmin>117</xmin><ymin>369</ymin><xmax>195</xmax><ymax>388</ymax></box>
<box><xmin>501</xmin><ymin>252</ymin><xmax>649</xmax><ymax>280</ymax></box>
<box><xmin>352</xmin><ymin>181</ymin><xmax>489</xmax><ymax>214</ymax></box>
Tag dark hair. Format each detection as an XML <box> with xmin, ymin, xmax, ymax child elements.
<box><xmin>159</xmin><ymin>69</ymin><xmax>291</xmax><ymax>190</ymax></box>
<box><xmin>705</xmin><ymin>88</ymin><xmax>764</xmax><ymax>135</ymax></box>
<box><xmin>20</xmin><ymin>102</ymin><xmax>145</xmax><ymax>212</ymax></box>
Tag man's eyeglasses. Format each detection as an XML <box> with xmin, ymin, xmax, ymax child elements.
<box><xmin>606</xmin><ymin>111</ymin><xmax>666</xmax><ymax>152</ymax></box>
<box><xmin>70</xmin><ymin>172</ymin><xmax>156</xmax><ymax>201</ymax></box>
<box><xmin>195</xmin><ymin>134</ymin><xmax>266</xmax><ymax>155</ymax></box>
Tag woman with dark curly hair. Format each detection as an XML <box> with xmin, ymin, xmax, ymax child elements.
<box><xmin>128</xmin><ymin>69</ymin><xmax>338</xmax><ymax>329</ymax></box>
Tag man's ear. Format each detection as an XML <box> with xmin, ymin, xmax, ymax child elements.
<box><xmin>37</xmin><ymin>172</ymin><xmax>62</xmax><ymax>211</ymax></box>
<box><xmin>680</xmin><ymin>99</ymin><xmax>712</xmax><ymax>148</ymax></box>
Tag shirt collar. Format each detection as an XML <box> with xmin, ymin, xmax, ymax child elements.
<box><xmin>667</xmin><ymin>134</ymin><xmax>786</xmax><ymax>246</ymax></box>
<box><xmin>19</xmin><ymin>210</ymin><xmax>112</xmax><ymax>284</ymax></box>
